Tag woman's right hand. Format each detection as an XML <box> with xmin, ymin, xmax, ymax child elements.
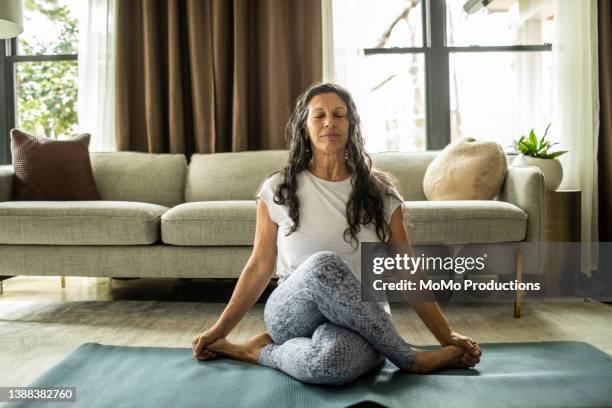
<box><xmin>192</xmin><ymin>327</ymin><xmax>225</xmax><ymax>360</ymax></box>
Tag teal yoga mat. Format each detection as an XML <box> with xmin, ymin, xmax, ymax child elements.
<box><xmin>4</xmin><ymin>341</ymin><xmax>612</xmax><ymax>408</ymax></box>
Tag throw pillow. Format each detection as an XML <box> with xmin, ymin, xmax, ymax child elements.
<box><xmin>423</xmin><ymin>137</ymin><xmax>507</xmax><ymax>200</ymax></box>
<box><xmin>10</xmin><ymin>129</ymin><xmax>99</xmax><ymax>200</ymax></box>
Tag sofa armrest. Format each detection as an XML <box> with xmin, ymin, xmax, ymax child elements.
<box><xmin>0</xmin><ymin>165</ymin><xmax>14</xmax><ymax>202</ymax></box>
<box><xmin>499</xmin><ymin>166</ymin><xmax>545</xmax><ymax>242</ymax></box>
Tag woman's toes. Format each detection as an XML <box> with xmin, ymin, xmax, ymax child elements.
<box><xmin>197</xmin><ymin>350</ymin><xmax>217</xmax><ymax>361</ymax></box>
<box><xmin>455</xmin><ymin>350</ymin><xmax>479</xmax><ymax>368</ymax></box>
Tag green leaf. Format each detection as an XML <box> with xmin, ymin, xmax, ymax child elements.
<box><xmin>543</xmin><ymin>122</ymin><xmax>552</xmax><ymax>138</ymax></box>
<box><xmin>538</xmin><ymin>140</ymin><xmax>550</xmax><ymax>154</ymax></box>
<box><xmin>546</xmin><ymin>150</ymin><xmax>568</xmax><ymax>159</ymax></box>
<box><xmin>529</xmin><ymin>130</ymin><xmax>537</xmax><ymax>148</ymax></box>
<box><xmin>518</xmin><ymin>140</ymin><xmax>531</xmax><ymax>154</ymax></box>
<box><xmin>538</xmin><ymin>135</ymin><xmax>545</xmax><ymax>151</ymax></box>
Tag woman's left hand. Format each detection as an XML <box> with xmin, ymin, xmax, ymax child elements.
<box><xmin>441</xmin><ymin>331</ymin><xmax>481</xmax><ymax>368</ymax></box>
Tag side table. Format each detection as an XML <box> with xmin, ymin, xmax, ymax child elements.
<box><xmin>543</xmin><ymin>190</ymin><xmax>581</xmax><ymax>294</ymax></box>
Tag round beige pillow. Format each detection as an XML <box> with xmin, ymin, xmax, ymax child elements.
<box><xmin>423</xmin><ymin>137</ymin><xmax>507</xmax><ymax>200</ymax></box>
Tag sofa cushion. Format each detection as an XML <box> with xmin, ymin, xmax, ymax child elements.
<box><xmin>90</xmin><ymin>152</ymin><xmax>187</xmax><ymax>207</ymax></box>
<box><xmin>161</xmin><ymin>200</ymin><xmax>526</xmax><ymax>246</ymax></box>
<box><xmin>371</xmin><ymin>152</ymin><xmax>438</xmax><ymax>201</ymax></box>
<box><xmin>0</xmin><ymin>201</ymin><xmax>169</xmax><ymax>245</ymax></box>
<box><xmin>162</xmin><ymin>202</ymin><xmax>256</xmax><ymax>246</ymax></box>
<box><xmin>10</xmin><ymin>130</ymin><xmax>99</xmax><ymax>201</ymax></box>
<box><xmin>186</xmin><ymin>151</ymin><xmax>288</xmax><ymax>201</ymax></box>
<box><xmin>405</xmin><ymin>200</ymin><xmax>527</xmax><ymax>244</ymax></box>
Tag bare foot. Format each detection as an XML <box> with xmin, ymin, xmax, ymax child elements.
<box><xmin>404</xmin><ymin>346</ymin><xmax>464</xmax><ymax>374</ymax></box>
<box><xmin>206</xmin><ymin>332</ymin><xmax>273</xmax><ymax>364</ymax></box>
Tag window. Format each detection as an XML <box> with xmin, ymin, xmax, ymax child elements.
<box><xmin>332</xmin><ymin>0</ymin><xmax>553</xmax><ymax>152</ymax></box>
<box><xmin>0</xmin><ymin>0</ymin><xmax>81</xmax><ymax>164</ymax></box>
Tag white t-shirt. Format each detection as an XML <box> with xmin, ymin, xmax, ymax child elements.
<box><xmin>256</xmin><ymin>169</ymin><xmax>403</xmax><ymax>287</ymax></box>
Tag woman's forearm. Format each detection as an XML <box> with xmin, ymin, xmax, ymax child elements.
<box><xmin>388</xmin><ymin>258</ymin><xmax>453</xmax><ymax>344</ymax></box>
<box><xmin>213</xmin><ymin>263</ymin><xmax>273</xmax><ymax>337</ymax></box>
<box><xmin>402</xmin><ymin>268</ymin><xmax>453</xmax><ymax>344</ymax></box>
<box><xmin>396</xmin><ymin>266</ymin><xmax>453</xmax><ymax>344</ymax></box>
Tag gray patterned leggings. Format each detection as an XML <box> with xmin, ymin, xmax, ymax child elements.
<box><xmin>258</xmin><ymin>251</ymin><xmax>416</xmax><ymax>385</ymax></box>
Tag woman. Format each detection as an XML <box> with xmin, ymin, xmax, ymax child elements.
<box><xmin>192</xmin><ymin>83</ymin><xmax>481</xmax><ymax>385</ymax></box>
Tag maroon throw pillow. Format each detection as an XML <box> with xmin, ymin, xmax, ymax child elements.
<box><xmin>10</xmin><ymin>129</ymin><xmax>99</xmax><ymax>200</ymax></box>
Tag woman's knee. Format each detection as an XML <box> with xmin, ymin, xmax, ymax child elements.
<box><xmin>264</xmin><ymin>288</ymin><xmax>325</xmax><ymax>344</ymax></box>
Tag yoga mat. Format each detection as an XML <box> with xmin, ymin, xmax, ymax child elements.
<box><xmin>3</xmin><ymin>341</ymin><xmax>611</xmax><ymax>408</ymax></box>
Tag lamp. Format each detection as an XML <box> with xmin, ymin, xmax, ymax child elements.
<box><xmin>0</xmin><ymin>0</ymin><xmax>23</xmax><ymax>39</ymax></box>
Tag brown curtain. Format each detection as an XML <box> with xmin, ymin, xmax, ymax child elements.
<box><xmin>599</xmin><ymin>0</ymin><xmax>612</xmax><ymax>245</ymax></box>
<box><xmin>115</xmin><ymin>0</ymin><xmax>322</xmax><ymax>155</ymax></box>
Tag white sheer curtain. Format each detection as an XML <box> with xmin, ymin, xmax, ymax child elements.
<box><xmin>326</xmin><ymin>0</ymin><xmax>367</xmax><ymax>95</ymax></box>
<box><xmin>321</xmin><ymin>0</ymin><xmax>334</xmax><ymax>82</ymax></box>
<box><xmin>323</xmin><ymin>0</ymin><xmax>388</xmax><ymax>152</ymax></box>
<box><xmin>77</xmin><ymin>0</ymin><xmax>117</xmax><ymax>152</ymax></box>
<box><xmin>553</xmin><ymin>0</ymin><xmax>600</xmax><ymax>274</ymax></box>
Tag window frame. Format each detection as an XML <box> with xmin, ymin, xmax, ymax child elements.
<box><xmin>363</xmin><ymin>0</ymin><xmax>552</xmax><ymax>150</ymax></box>
<box><xmin>0</xmin><ymin>0</ymin><xmax>554</xmax><ymax>163</ymax></box>
<box><xmin>0</xmin><ymin>38</ymin><xmax>78</xmax><ymax>164</ymax></box>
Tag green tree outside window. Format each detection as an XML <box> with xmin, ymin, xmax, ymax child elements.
<box><xmin>16</xmin><ymin>0</ymin><xmax>78</xmax><ymax>139</ymax></box>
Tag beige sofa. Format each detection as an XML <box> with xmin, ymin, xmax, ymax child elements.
<box><xmin>0</xmin><ymin>150</ymin><xmax>544</xmax><ymax>286</ymax></box>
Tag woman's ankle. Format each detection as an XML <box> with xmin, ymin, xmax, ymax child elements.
<box><xmin>403</xmin><ymin>351</ymin><xmax>432</xmax><ymax>373</ymax></box>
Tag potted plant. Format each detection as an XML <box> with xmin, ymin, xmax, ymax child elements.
<box><xmin>511</xmin><ymin>124</ymin><xmax>568</xmax><ymax>191</ymax></box>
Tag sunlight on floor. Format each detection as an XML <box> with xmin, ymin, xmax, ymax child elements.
<box><xmin>0</xmin><ymin>276</ymin><xmax>113</xmax><ymax>302</ymax></box>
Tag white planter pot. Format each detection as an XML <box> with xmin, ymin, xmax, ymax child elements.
<box><xmin>512</xmin><ymin>154</ymin><xmax>563</xmax><ymax>191</ymax></box>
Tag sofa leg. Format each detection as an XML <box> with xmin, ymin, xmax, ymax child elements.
<box><xmin>0</xmin><ymin>280</ymin><xmax>3</xmax><ymax>295</ymax></box>
<box><xmin>514</xmin><ymin>247</ymin><xmax>523</xmax><ymax>318</ymax></box>
<box><xmin>61</xmin><ymin>276</ymin><xmax>66</xmax><ymax>288</ymax></box>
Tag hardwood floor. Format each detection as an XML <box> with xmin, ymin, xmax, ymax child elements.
<box><xmin>0</xmin><ymin>275</ymin><xmax>277</xmax><ymax>303</ymax></box>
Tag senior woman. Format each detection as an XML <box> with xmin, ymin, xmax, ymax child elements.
<box><xmin>192</xmin><ymin>83</ymin><xmax>481</xmax><ymax>385</ymax></box>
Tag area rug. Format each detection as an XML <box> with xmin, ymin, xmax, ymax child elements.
<box><xmin>4</xmin><ymin>341</ymin><xmax>612</xmax><ymax>408</ymax></box>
